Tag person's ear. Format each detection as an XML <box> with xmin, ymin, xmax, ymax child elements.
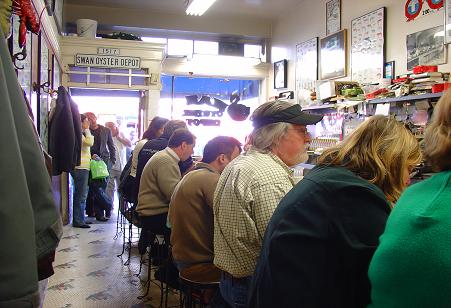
<box><xmin>218</xmin><ymin>154</ymin><xmax>226</xmax><ymax>164</ymax></box>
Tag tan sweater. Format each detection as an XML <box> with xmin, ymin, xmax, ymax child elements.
<box><xmin>168</xmin><ymin>162</ymin><xmax>219</xmax><ymax>264</ymax></box>
<box><xmin>136</xmin><ymin>148</ymin><xmax>181</xmax><ymax>216</ymax></box>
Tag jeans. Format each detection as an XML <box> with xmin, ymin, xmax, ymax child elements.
<box><xmin>70</xmin><ymin>169</ymin><xmax>89</xmax><ymax>225</ymax></box>
<box><xmin>106</xmin><ymin>168</ymin><xmax>121</xmax><ymax>203</ymax></box>
<box><xmin>219</xmin><ymin>272</ymin><xmax>251</xmax><ymax>308</ymax></box>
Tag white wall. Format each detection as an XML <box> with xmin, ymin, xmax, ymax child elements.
<box><xmin>269</xmin><ymin>0</ymin><xmax>449</xmax><ymax>98</ymax></box>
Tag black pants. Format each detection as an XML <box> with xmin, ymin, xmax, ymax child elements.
<box><xmin>86</xmin><ymin>178</ymin><xmax>112</xmax><ymax>218</ymax></box>
<box><xmin>140</xmin><ymin>213</ymin><xmax>169</xmax><ymax>236</ymax></box>
<box><xmin>138</xmin><ymin>213</ymin><xmax>170</xmax><ymax>255</ymax></box>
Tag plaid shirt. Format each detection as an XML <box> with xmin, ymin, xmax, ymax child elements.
<box><xmin>213</xmin><ymin>148</ymin><xmax>295</xmax><ymax>277</ymax></box>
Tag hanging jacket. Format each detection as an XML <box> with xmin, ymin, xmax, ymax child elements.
<box><xmin>48</xmin><ymin>86</ymin><xmax>82</xmax><ymax>175</ymax></box>
<box><xmin>0</xmin><ymin>27</ymin><xmax>63</xmax><ymax>307</ymax></box>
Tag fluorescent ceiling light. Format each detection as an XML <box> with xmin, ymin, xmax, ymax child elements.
<box><xmin>186</xmin><ymin>0</ymin><xmax>217</xmax><ymax>16</ymax></box>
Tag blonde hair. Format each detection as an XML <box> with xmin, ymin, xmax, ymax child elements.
<box><xmin>247</xmin><ymin>100</ymin><xmax>293</xmax><ymax>153</ymax></box>
<box><xmin>317</xmin><ymin>115</ymin><xmax>422</xmax><ymax>204</ymax></box>
<box><xmin>423</xmin><ymin>89</ymin><xmax>451</xmax><ymax>171</ymax></box>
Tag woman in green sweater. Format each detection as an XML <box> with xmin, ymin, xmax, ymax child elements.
<box><xmin>368</xmin><ymin>89</ymin><xmax>451</xmax><ymax>307</ymax></box>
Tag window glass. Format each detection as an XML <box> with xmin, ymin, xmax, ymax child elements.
<box><xmin>167</xmin><ymin>39</ymin><xmax>193</xmax><ymax>56</ymax></box>
<box><xmin>158</xmin><ymin>76</ymin><xmax>260</xmax><ymax>156</ymax></box>
<box><xmin>141</xmin><ymin>37</ymin><xmax>167</xmax><ymax>44</ymax></box>
<box><xmin>194</xmin><ymin>41</ymin><xmax>218</xmax><ymax>55</ymax></box>
<box><xmin>244</xmin><ymin>44</ymin><xmax>262</xmax><ymax>58</ymax></box>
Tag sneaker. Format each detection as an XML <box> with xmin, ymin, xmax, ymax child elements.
<box><xmin>73</xmin><ymin>224</ymin><xmax>91</xmax><ymax>228</ymax></box>
<box><xmin>96</xmin><ymin>216</ymin><xmax>108</xmax><ymax>222</ymax></box>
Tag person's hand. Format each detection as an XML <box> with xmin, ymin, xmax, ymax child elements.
<box><xmin>92</xmin><ymin>154</ymin><xmax>100</xmax><ymax>160</ymax></box>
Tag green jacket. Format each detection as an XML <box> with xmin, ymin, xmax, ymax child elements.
<box><xmin>369</xmin><ymin>170</ymin><xmax>451</xmax><ymax>308</ymax></box>
<box><xmin>0</xmin><ymin>28</ymin><xmax>63</xmax><ymax>307</ymax></box>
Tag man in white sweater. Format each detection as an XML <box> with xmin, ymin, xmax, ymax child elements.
<box><xmin>136</xmin><ymin>128</ymin><xmax>196</xmax><ymax>236</ymax></box>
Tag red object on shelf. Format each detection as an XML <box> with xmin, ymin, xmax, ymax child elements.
<box><xmin>432</xmin><ymin>83</ymin><xmax>445</xmax><ymax>93</ymax></box>
<box><xmin>392</xmin><ymin>77</ymin><xmax>411</xmax><ymax>83</ymax></box>
<box><xmin>365</xmin><ymin>88</ymin><xmax>388</xmax><ymax>100</ymax></box>
<box><xmin>413</xmin><ymin>65</ymin><xmax>438</xmax><ymax>74</ymax></box>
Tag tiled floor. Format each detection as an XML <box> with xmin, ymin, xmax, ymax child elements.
<box><xmin>43</xmin><ymin>212</ymin><xmax>179</xmax><ymax>308</ymax></box>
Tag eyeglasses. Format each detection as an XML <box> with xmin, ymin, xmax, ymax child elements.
<box><xmin>288</xmin><ymin>127</ymin><xmax>308</xmax><ymax>137</ymax></box>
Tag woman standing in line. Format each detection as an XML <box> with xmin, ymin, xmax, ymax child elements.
<box><xmin>70</xmin><ymin>114</ymin><xmax>94</xmax><ymax>228</ymax></box>
<box><xmin>368</xmin><ymin>90</ymin><xmax>451</xmax><ymax>307</ymax></box>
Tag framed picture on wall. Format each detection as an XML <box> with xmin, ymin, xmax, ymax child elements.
<box><xmin>45</xmin><ymin>0</ymin><xmax>64</xmax><ymax>34</ymax></box>
<box><xmin>326</xmin><ymin>0</ymin><xmax>341</xmax><ymax>35</ymax></box>
<box><xmin>320</xmin><ymin>29</ymin><xmax>347</xmax><ymax>80</ymax></box>
<box><xmin>351</xmin><ymin>7</ymin><xmax>386</xmax><ymax>84</ymax></box>
<box><xmin>406</xmin><ymin>25</ymin><xmax>446</xmax><ymax>71</ymax></box>
<box><xmin>274</xmin><ymin>59</ymin><xmax>288</xmax><ymax>89</ymax></box>
<box><xmin>295</xmin><ymin>37</ymin><xmax>318</xmax><ymax>106</ymax></box>
<box><xmin>446</xmin><ymin>0</ymin><xmax>451</xmax><ymax>44</ymax></box>
<box><xmin>384</xmin><ymin>61</ymin><xmax>395</xmax><ymax>79</ymax></box>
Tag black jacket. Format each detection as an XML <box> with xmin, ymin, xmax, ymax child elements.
<box><xmin>248</xmin><ymin>165</ymin><xmax>390</xmax><ymax>308</ymax></box>
<box><xmin>90</xmin><ymin>124</ymin><xmax>116</xmax><ymax>168</ymax></box>
<box><xmin>48</xmin><ymin>86</ymin><xmax>82</xmax><ymax>175</ymax></box>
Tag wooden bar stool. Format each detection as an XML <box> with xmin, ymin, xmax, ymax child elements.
<box><xmin>179</xmin><ymin>263</ymin><xmax>221</xmax><ymax>308</ymax></box>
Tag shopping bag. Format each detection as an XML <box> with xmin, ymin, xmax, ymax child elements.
<box><xmin>90</xmin><ymin>159</ymin><xmax>109</xmax><ymax>179</ymax></box>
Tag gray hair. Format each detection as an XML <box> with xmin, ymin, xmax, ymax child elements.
<box><xmin>247</xmin><ymin>100</ymin><xmax>296</xmax><ymax>153</ymax></box>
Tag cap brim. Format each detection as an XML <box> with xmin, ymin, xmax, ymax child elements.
<box><xmin>287</xmin><ymin>112</ymin><xmax>323</xmax><ymax>126</ymax></box>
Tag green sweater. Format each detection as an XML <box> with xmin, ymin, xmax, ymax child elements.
<box><xmin>368</xmin><ymin>170</ymin><xmax>451</xmax><ymax>308</ymax></box>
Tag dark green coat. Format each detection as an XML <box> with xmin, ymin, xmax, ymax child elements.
<box><xmin>249</xmin><ymin>165</ymin><xmax>390</xmax><ymax>308</ymax></box>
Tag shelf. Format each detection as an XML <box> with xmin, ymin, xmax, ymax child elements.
<box><xmin>367</xmin><ymin>92</ymin><xmax>442</xmax><ymax>104</ymax></box>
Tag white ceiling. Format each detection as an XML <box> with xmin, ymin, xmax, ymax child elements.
<box><xmin>65</xmin><ymin>0</ymin><xmax>302</xmax><ymax>20</ymax></box>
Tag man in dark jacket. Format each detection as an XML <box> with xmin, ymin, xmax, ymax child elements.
<box><xmin>85</xmin><ymin>112</ymin><xmax>116</xmax><ymax>169</ymax></box>
<box><xmin>85</xmin><ymin>112</ymin><xmax>116</xmax><ymax>220</ymax></box>
<box><xmin>136</xmin><ymin>119</ymin><xmax>192</xmax><ymax>185</ymax></box>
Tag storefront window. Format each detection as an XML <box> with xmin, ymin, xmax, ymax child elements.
<box><xmin>159</xmin><ymin>76</ymin><xmax>260</xmax><ymax>156</ymax></box>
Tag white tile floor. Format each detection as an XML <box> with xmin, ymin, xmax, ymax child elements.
<box><xmin>43</xmin><ymin>212</ymin><xmax>179</xmax><ymax>308</ymax></box>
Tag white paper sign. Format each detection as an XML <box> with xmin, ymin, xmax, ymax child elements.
<box><xmin>375</xmin><ymin>103</ymin><xmax>390</xmax><ymax>115</ymax></box>
<box><xmin>75</xmin><ymin>54</ymin><xmax>141</xmax><ymax>69</ymax></box>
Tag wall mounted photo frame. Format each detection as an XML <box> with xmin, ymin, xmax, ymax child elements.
<box><xmin>296</xmin><ymin>37</ymin><xmax>318</xmax><ymax>106</ymax></box>
<box><xmin>45</xmin><ymin>0</ymin><xmax>64</xmax><ymax>34</ymax></box>
<box><xmin>326</xmin><ymin>0</ymin><xmax>341</xmax><ymax>35</ymax></box>
<box><xmin>320</xmin><ymin>29</ymin><xmax>347</xmax><ymax>80</ymax></box>
<box><xmin>384</xmin><ymin>61</ymin><xmax>395</xmax><ymax>79</ymax></box>
<box><xmin>274</xmin><ymin>59</ymin><xmax>288</xmax><ymax>89</ymax></box>
<box><xmin>406</xmin><ymin>25</ymin><xmax>446</xmax><ymax>71</ymax></box>
<box><xmin>446</xmin><ymin>0</ymin><xmax>451</xmax><ymax>44</ymax></box>
<box><xmin>351</xmin><ymin>7</ymin><xmax>386</xmax><ymax>84</ymax></box>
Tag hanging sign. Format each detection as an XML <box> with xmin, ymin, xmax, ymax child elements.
<box><xmin>405</xmin><ymin>0</ymin><xmax>443</xmax><ymax>21</ymax></box>
<box><xmin>75</xmin><ymin>54</ymin><xmax>141</xmax><ymax>69</ymax></box>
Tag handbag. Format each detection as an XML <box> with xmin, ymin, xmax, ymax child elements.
<box><xmin>90</xmin><ymin>159</ymin><xmax>109</xmax><ymax>179</ymax></box>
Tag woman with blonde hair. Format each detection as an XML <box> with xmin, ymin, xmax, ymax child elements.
<box><xmin>368</xmin><ymin>91</ymin><xmax>451</xmax><ymax>307</ymax></box>
<box><xmin>249</xmin><ymin>115</ymin><xmax>421</xmax><ymax>308</ymax></box>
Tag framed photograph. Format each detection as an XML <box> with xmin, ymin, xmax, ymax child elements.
<box><xmin>320</xmin><ymin>29</ymin><xmax>347</xmax><ymax>80</ymax></box>
<box><xmin>446</xmin><ymin>0</ymin><xmax>451</xmax><ymax>44</ymax></box>
<box><xmin>274</xmin><ymin>59</ymin><xmax>288</xmax><ymax>89</ymax></box>
<box><xmin>326</xmin><ymin>0</ymin><xmax>341</xmax><ymax>35</ymax></box>
<box><xmin>296</xmin><ymin>37</ymin><xmax>318</xmax><ymax>106</ymax></box>
<box><xmin>407</xmin><ymin>25</ymin><xmax>446</xmax><ymax>71</ymax></box>
<box><xmin>44</xmin><ymin>0</ymin><xmax>64</xmax><ymax>34</ymax></box>
<box><xmin>384</xmin><ymin>61</ymin><xmax>395</xmax><ymax>79</ymax></box>
<box><xmin>351</xmin><ymin>7</ymin><xmax>386</xmax><ymax>84</ymax></box>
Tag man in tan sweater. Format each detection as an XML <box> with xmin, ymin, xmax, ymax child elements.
<box><xmin>136</xmin><ymin>128</ymin><xmax>196</xmax><ymax>236</ymax></box>
<box><xmin>168</xmin><ymin>136</ymin><xmax>241</xmax><ymax>270</ymax></box>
